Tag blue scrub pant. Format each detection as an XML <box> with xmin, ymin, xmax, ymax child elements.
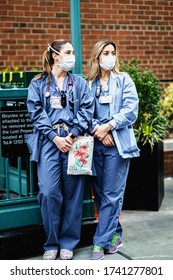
<box><xmin>93</xmin><ymin>139</ymin><xmax>130</xmax><ymax>249</ymax></box>
<box><xmin>37</xmin><ymin>136</ymin><xmax>85</xmax><ymax>252</ymax></box>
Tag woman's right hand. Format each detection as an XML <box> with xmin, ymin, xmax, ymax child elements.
<box><xmin>102</xmin><ymin>133</ymin><xmax>114</xmax><ymax>146</ymax></box>
<box><xmin>92</xmin><ymin>124</ymin><xmax>110</xmax><ymax>140</ymax></box>
<box><xmin>53</xmin><ymin>136</ymin><xmax>73</xmax><ymax>153</ymax></box>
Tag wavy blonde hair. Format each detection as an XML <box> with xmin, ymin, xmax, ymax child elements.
<box><xmin>86</xmin><ymin>40</ymin><xmax>119</xmax><ymax>82</ymax></box>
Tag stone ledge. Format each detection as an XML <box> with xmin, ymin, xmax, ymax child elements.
<box><xmin>164</xmin><ymin>139</ymin><xmax>173</xmax><ymax>151</ymax></box>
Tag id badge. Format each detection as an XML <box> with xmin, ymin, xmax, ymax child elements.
<box><xmin>99</xmin><ymin>95</ymin><xmax>113</xmax><ymax>104</ymax></box>
<box><xmin>50</xmin><ymin>96</ymin><xmax>63</xmax><ymax>109</ymax></box>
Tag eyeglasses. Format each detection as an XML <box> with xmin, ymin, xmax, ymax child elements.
<box><xmin>95</xmin><ymin>86</ymin><xmax>101</xmax><ymax>97</ymax></box>
<box><xmin>61</xmin><ymin>91</ymin><xmax>66</xmax><ymax>107</ymax></box>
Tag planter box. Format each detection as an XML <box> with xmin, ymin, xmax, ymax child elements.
<box><xmin>123</xmin><ymin>141</ymin><xmax>164</xmax><ymax>211</ymax></box>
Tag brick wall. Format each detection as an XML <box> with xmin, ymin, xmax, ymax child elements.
<box><xmin>0</xmin><ymin>0</ymin><xmax>71</xmax><ymax>70</ymax></box>
<box><xmin>80</xmin><ymin>0</ymin><xmax>173</xmax><ymax>79</ymax></box>
<box><xmin>0</xmin><ymin>0</ymin><xmax>173</xmax><ymax>82</ymax></box>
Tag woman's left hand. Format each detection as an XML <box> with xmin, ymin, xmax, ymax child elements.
<box><xmin>92</xmin><ymin>123</ymin><xmax>110</xmax><ymax>140</ymax></box>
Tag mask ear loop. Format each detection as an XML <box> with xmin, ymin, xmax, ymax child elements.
<box><xmin>47</xmin><ymin>44</ymin><xmax>64</xmax><ymax>67</ymax></box>
<box><xmin>47</xmin><ymin>44</ymin><xmax>64</xmax><ymax>57</ymax></box>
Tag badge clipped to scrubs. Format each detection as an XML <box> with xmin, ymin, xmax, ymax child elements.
<box><xmin>99</xmin><ymin>95</ymin><xmax>113</xmax><ymax>104</ymax></box>
<box><xmin>44</xmin><ymin>91</ymin><xmax>50</xmax><ymax>98</ymax></box>
<box><xmin>50</xmin><ymin>95</ymin><xmax>63</xmax><ymax>109</ymax></box>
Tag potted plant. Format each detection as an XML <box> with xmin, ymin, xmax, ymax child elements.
<box><xmin>120</xmin><ymin>59</ymin><xmax>167</xmax><ymax>210</ymax></box>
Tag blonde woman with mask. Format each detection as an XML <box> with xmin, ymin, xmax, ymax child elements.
<box><xmin>86</xmin><ymin>40</ymin><xmax>140</xmax><ymax>260</ymax></box>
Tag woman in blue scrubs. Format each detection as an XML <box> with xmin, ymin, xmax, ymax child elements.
<box><xmin>27</xmin><ymin>40</ymin><xmax>94</xmax><ymax>260</ymax></box>
<box><xmin>86</xmin><ymin>40</ymin><xmax>140</xmax><ymax>260</ymax></box>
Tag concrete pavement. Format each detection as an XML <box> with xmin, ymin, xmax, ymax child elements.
<box><xmin>24</xmin><ymin>177</ymin><xmax>173</xmax><ymax>260</ymax></box>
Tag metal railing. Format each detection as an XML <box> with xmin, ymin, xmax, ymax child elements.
<box><xmin>0</xmin><ymin>80</ymin><xmax>42</xmax><ymax>230</ymax></box>
<box><xmin>1</xmin><ymin>157</ymin><xmax>35</xmax><ymax>201</ymax></box>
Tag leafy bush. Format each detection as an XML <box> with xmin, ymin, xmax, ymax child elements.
<box><xmin>120</xmin><ymin>58</ymin><xmax>167</xmax><ymax>149</ymax></box>
<box><xmin>161</xmin><ymin>83</ymin><xmax>173</xmax><ymax>138</ymax></box>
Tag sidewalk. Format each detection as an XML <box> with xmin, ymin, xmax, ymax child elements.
<box><xmin>24</xmin><ymin>177</ymin><xmax>173</xmax><ymax>260</ymax></box>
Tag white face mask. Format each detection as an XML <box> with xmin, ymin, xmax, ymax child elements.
<box><xmin>48</xmin><ymin>44</ymin><xmax>75</xmax><ymax>72</ymax></box>
<box><xmin>100</xmin><ymin>55</ymin><xmax>116</xmax><ymax>71</ymax></box>
<box><xmin>59</xmin><ymin>54</ymin><xmax>76</xmax><ymax>72</ymax></box>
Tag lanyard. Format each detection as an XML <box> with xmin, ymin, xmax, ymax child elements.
<box><xmin>44</xmin><ymin>73</ymin><xmax>74</xmax><ymax>109</ymax></box>
<box><xmin>44</xmin><ymin>73</ymin><xmax>73</xmax><ymax>97</ymax></box>
<box><xmin>95</xmin><ymin>78</ymin><xmax>109</xmax><ymax>97</ymax></box>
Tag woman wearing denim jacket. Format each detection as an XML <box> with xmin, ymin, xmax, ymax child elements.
<box><xmin>86</xmin><ymin>40</ymin><xmax>140</xmax><ymax>260</ymax></box>
<box><xmin>27</xmin><ymin>40</ymin><xmax>94</xmax><ymax>260</ymax></box>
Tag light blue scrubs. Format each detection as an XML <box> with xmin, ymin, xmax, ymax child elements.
<box><xmin>27</xmin><ymin>73</ymin><xmax>94</xmax><ymax>251</ymax></box>
<box><xmin>90</xmin><ymin>72</ymin><xmax>139</xmax><ymax>249</ymax></box>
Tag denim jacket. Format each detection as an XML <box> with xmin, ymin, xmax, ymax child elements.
<box><xmin>90</xmin><ymin>72</ymin><xmax>140</xmax><ymax>159</ymax></box>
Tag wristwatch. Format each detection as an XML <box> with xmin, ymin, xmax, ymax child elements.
<box><xmin>108</xmin><ymin>118</ymin><xmax>116</xmax><ymax>130</ymax></box>
<box><xmin>108</xmin><ymin>121</ymin><xmax>114</xmax><ymax>131</ymax></box>
<box><xmin>69</xmin><ymin>133</ymin><xmax>76</xmax><ymax>140</ymax></box>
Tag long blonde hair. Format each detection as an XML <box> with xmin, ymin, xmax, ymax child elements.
<box><xmin>35</xmin><ymin>39</ymin><xmax>71</xmax><ymax>83</ymax></box>
<box><xmin>86</xmin><ymin>40</ymin><xmax>119</xmax><ymax>82</ymax></box>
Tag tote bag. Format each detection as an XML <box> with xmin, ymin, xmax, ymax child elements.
<box><xmin>67</xmin><ymin>135</ymin><xmax>94</xmax><ymax>175</ymax></box>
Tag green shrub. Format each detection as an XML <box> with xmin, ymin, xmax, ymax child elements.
<box><xmin>120</xmin><ymin>58</ymin><xmax>168</xmax><ymax>149</ymax></box>
<box><xmin>161</xmin><ymin>83</ymin><xmax>173</xmax><ymax>138</ymax></box>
